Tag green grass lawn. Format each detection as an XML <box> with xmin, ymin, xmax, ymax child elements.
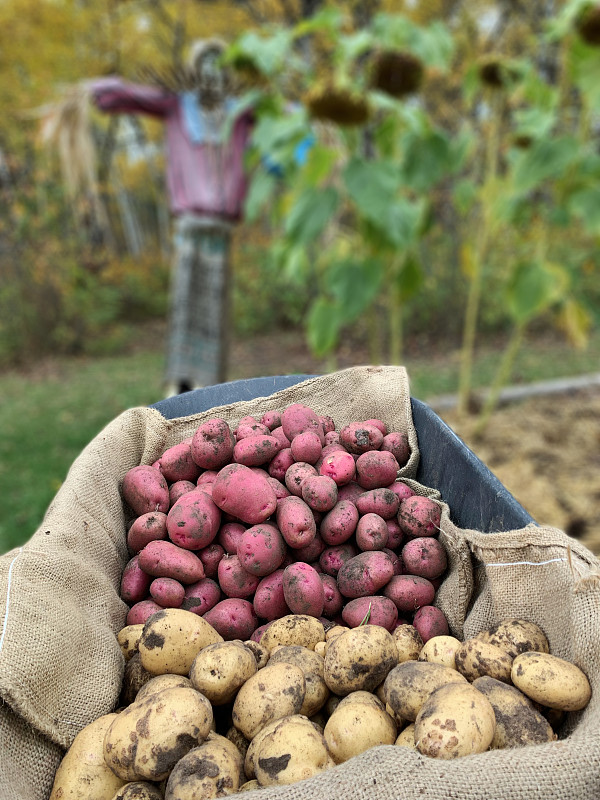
<box><xmin>1</xmin><ymin>326</ymin><xmax>598</xmax><ymax>555</ymax></box>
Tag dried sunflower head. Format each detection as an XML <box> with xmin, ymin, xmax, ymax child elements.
<box><xmin>477</xmin><ymin>54</ymin><xmax>515</xmax><ymax>89</ymax></box>
<box><xmin>304</xmin><ymin>82</ymin><xmax>370</xmax><ymax>126</ymax></box>
<box><xmin>576</xmin><ymin>4</ymin><xmax>600</xmax><ymax>45</ymax></box>
<box><xmin>370</xmin><ymin>50</ymin><xmax>424</xmax><ymax>98</ymax></box>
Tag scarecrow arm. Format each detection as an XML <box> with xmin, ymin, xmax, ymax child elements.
<box><xmin>88</xmin><ymin>76</ymin><xmax>176</xmax><ymax>118</ymax></box>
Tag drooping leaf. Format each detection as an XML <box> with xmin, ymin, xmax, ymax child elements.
<box><xmin>394</xmin><ymin>254</ymin><xmax>424</xmax><ymax>299</ymax></box>
<box><xmin>511</xmin><ymin>137</ymin><xmax>579</xmax><ymax>194</ymax></box>
<box><xmin>506</xmin><ymin>260</ymin><xmax>570</xmax><ymax>324</ymax></box>
<box><xmin>324</xmin><ymin>259</ymin><xmax>385</xmax><ymax>322</ymax></box>
<box><xmin>284</xmin><ymin>187</ymin><xmax>339</xmax><ymax>245</ymax></box>
<box><xmin>301</xmin><ymin>143</ymin><xmax>338</xmax><ymax>187</ymax></box>
<box><xmin>401</xmin><ymin>129</ymin><xmax>454</xmax><ymax>192</ymax></box>
<box><xmin>343</xmin><ymin>156</ymin><xmax>400</xmax><ymax>224</ymax></box>
<box><xmin>567</xmin><ymin>186</ymin><xmax>600</xmax><ymax>234</ymax></box>
<box><xmin>244</xmin><ymin>168</ymin><xmax>277</xmax><ymax>223</ymax></box>
<box><xmin>306</xmin><ymin>297</ymin><xmax>343</xmax><ymax>356</ymax></box>
<box><xmin>379</xmin><ymin>197</ymin><xmax>426</xmax><ymax>250</ymax></box>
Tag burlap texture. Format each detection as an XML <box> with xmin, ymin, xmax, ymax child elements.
<box><xmin>1</xmin><ymin>365</ymin><xmax>599</xmax><ymax>799</ymax></box>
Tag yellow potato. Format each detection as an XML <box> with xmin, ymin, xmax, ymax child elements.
<box><xmin>117</xmin><ymin>624</ymin><xmax>145</xmax><ymax>662</ymax></box>
<box><xmin>268</xmin><ymin>644</ymin><xmax>329</xmax><ymax>717</ymax></box>
<box><xmin>325</xmin><ymin>625</ymin><xmax>350</xmax><ymax>642</ymax></box>
<box><xmin>109</xmin><ymin>783</ymin><xmax>163</xmax><ymax>800</ymax></box>
<box><xmin>314</xmin><ymin>641</ymin><xmax>328</xmax><ymax>657</ymax></box>
<box><xmin>393</xmin><ymin>624</ymin><xmax>424</xmax><ymax>663</ymax></box>
<box><xmin>243</xmin><ymin>639</ymin><xmax>270</xmax><ymax>669</ymax></box>
<box><xmin>232</xmin><ymin>662</ymin><xmax>306</xmax><ymax>740</ymax></box>
<box><xmin>260</xmin><ymin>614</ymin><xmax>326</xmax><ymax>652</ymax></box>
<box><xmin>476</xmin><ymin>618</ymin><xmax>550</xmax><ymax>659</ymax></box>
<box><xmin>164</xmin><ymin>735</ymin><xmax>244</xmax><ymax>800</ymax></box>
<box><xmin>415</xmin><ymin>682</ymin><xmax>496</xmax><ymax>759</ymax></box>
<box><xmin>455</xmin><ymin>638</ymin><xmax>514</xmax><ymax>683</ymax></box>
<box><xmin>49</xmin><ymin>713</ymin><xmax>127</xmax><ymax>800</ymax></box>
<box><xmin>138</xmin><ymin>607</ymin><xmax>223</xmax><ymax>675</ymax></box>
<box><xmin>473</xmin><ymin>676</ymin><xmax>556</xmax><ymax>748</ymax></box>
<box><xmin>395</xmin><ymin>723</ymin><xmax>416</xmax><ymax>748</ymax></box>
<box><xmin>253</xmin><ymin>715</ymin><xmax>334</xmax><ymax>786</ymax></box>
<box><xmin>324</xmin><ymin>697</ymin><xmax>397</xmax><ymax>762</ymax></box>
<box><xmin>239</xmin><ymin>779</ymin><xmax>261</xmax><ymax>792</ymax></box>
<box><xmin>324</xmin><ymin>625</ymin><xmax>397</xmax><ymax>695</ymax></box>
<box><xmin>134</xmin><ymin>673</ymin><xmax>193</xmax><ymax>703</ymax></box>
<box><xmin>244</xmin><ymin>717</ymin><xmax>284</xmax><ymax>780</ymax></box>
<box><xmin>103</xmin><ymin>686</ymin><xmax>213</xmax><ymax>781</ymax></box>
<box><xmin>383</xmin><ymin>660</ymin><xmax>468</xmax><ymax>722</ymax></box>
<box><xmin>511</xmin><ymin>651</ymin><xmax>592</xmax><ymax>711</ymax></box>
<box><xmin>418</xmin><ymin>635</ymin><xmax>462</xmax><ymax>670</ymax></box>
<box><xmin>189</xmin><ymin>640</ymin><xmax>258</xmax><ymax>705</ymax></box>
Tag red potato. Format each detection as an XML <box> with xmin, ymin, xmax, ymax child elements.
<box><xmin>191</xmin><ymin>418</ymin><xmax>235</xmax><ymax>470</ymax></box>
<box><xmin>169</xmin><ymin>481</ymin><xmax>197</xmax><ymax>506</ymax></box>
<box><xmin>319</xmin><ymin>450</ymin><xmax>356</xmax><ymax>487</ymax></box>
<box><xmin>197</xmin><ymin>543</ymin><xmax>225</xmax><ymax>579</ymax></box>
<box><xmin>381</xmin><ymin>432</ymin><xmax>410</xmax><ymax>467</ymax></box>
<box><xmin>217</xmin><ymin>522</ymin><xmax>247</xmax><ymax>554</ymax></box>
<box><xmin>324</xmin><ymin>430</ymin><xmax>340</xmax><ymax>446</ymax></box>
<box><xmin>383</xmin><ymin>575</ymin><xmax>436</xmax><ymax>613</ymax></box>
<box><xmin>290</xmin><ymin>431</ymin><xmax>323</xmax><ymax>465</ymax></box>
<box><xmin>339</xmin><ymin>422</ymin><xmax>384</xmax><ymax>454</ymax></box>
<box><xmin>127</xmin><ymin>511</ymin><xmax>168</xmax><ymax>554</ymax></box>
<box><xmin>159</xmin><ymin>441</ymin><xmax>201</xmax><ymax>483</ymax></box>
<box><xmin>237</xmin><ymin>523</ymin><xmax>287</xmax><ymax>577</ymax></box>
<box><xmin>268</xmin><ymin>448</ymin><xmax>295</xmax><ymax>481</ymax></box>
<box><xmin>319</xmin><ymin>543</ymin><xmax>358</xmax><ymax>577</ymax></box>
<box><xmin>284</xmin><ymin>462</ymin><xmax>318</xmax><ymax>497</ymax></box>
<box><xmin>382</xmin><ymin>547</ymin><xmax>403</xmax><ymax>576</ymax></box>
<box><xmin>386</xmin><ymin>481</ymin><xmax>415</xmax><ymax>503</ymax></box>
<box><xmin>401</xmin><ymin>537</ymin><xmax>448</xmax><ymax>580</ymax></box>
<box><xmin>294</xmin><ymin>532</ymin><xmax>326</xmax><ymax>564</ymax></box>
<box><xmin>319</xmin><ymin>415</ymin><xmax>336</xmax><ymax>434</ymax></box>
<box><xmin>149</xmin><ymin>577</ymin><xmax>185</xmax><ymax>608</ymax></box>
<box><xmin>270</xmin><ymin>426</ymin><xmax>291</xmax><ymax>451</ymax></box>
<box><xmin>355</xmin><ymin>488</ymin><xmax>400</xmax><ymax>520</ymax></box>
<box><xmin>412</xmin><ymin>606</ymin><xmax>449</xmax><ymax>642</ymax></box>
<box><xmin>126</xmin><ymin>599</ymin><xmax>164</xmax><ymax>626</ymax></box>
<box><xmin>253</xmin><ymin>570</ymin><xmax>290</xmax><ymax>621</ymax></box>
<box><xmin>276</xmin><ymin>495</ymin><xmax>317</xmax><ymax>549</ymax></box>
<box><xmin>385</xmin><ymin>518</ymin><xmax>404</xmax><ymax>550</ymax></box>
<box><xmin>282</xmin><ymin>562</ymin><xmax>325</xmax><ymax>617</ymax></box>
<box><xmin>355</xmin><ymin>513</ymin><xmax>389</xmax><ymax>551</ymax></box>
<box><xmin>121</xmin><ymin>554</ymin><xmax>152</xmax><ymax>604</ymax></box>
<box><xmin>181</xmin><ymin>577</ymin><xmax>222</xmax><ymax>615</ymax></box>
<box><xmin>212</xmin><ymin>463</ymin><xmax>278</xmax><ymax>525</ymax></box>
<box><xmin>342</xmin><ymin>596</ymin><xmax>398</xmax><ymax>631</ymax></box>
<box><xmin>260</xmin><ymin>410</ymin><xmax>281</xmax><ymax>430</ymax></box>
<box><xmin>281</xmin><ymin>402</ymin><xmax>325</xmax><ymax>443</ymax></box>
<box><xmin>197</xmin><ymin>471</ymin><xmax>219</xmax><ymax>486</ymax></box>
<box><xmin>320</xmin><ymin>501</ymin><xmax>359</xmax><ymax>546</ymax></box>
<box><xmin>336</xmin><ymin>482</ymin><xmax>364</xmax><ymax>504</ymax></box>
<box><xmin>337</xmin><ymin>551</ymin><xmax>396</xmax><ymax>599</ymax></box>
<box><xmin>355</xmin><ymin>450</ymin><xmax>400</xmax><ymax>490</ymax></box>
<box><xmin>397</xmin><ymin>496</ymin><xmax>442</xmax><ymax>538</ymax></box>
<box><xmin>236</xmin><ymin>421</ymin><xmax>271</xmax><ymax>440</ymax></box>
<box><xmin>166</xmin><ymin>489</ymin><xmax>221</xmax><ymax>551</ymax></box>
<box><xmin>122</xmin><ymin>465</ymin><xmax>170</xmax><ymax>516</ymax></box>
<box><xmin>363</xmin><ymin>418</ymin><xmax>388</xmax><ymax>435</ymax></box>
<box><xmin>202</xmin><ymin>598</ymin><xmax>259</xmax><ymax>641</ymax></box>
<box><xmin>321</xmin><ymin>573</ymin><xmax>344</xmax><ymax>618</ymax></box>
<box><xmin>251</xmin><ymin>621</ymin><xmax>274</xmax><ymax>642</ymax></box>
<box><xmin>137</xmin><ymin>540</ymin><xmax>205</xmax><ymax>584</ymax></box>
<box><xmin>301</xmin><ymin>475</ymin><xmax>338</xmax><ymax>513</ymax></box>
<box><xmin>267</xmin><ymin>476</ymin><xmax>291</xmax><ymax>500</ymax></box>
<box><xmin>233</xmin><ymin>434</ymin><xmax>280</xmax><ymax>467</ymax></box>
<box><xmin>217</xmin><ymin>554</ymin><xmax>261</xmax><ymax>599</ymax></box>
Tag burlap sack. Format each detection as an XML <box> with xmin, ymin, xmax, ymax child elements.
<box><xmin>1</xmin><ymin>366</ymin><xmax>598</xmax><ymax>799</ymax></box>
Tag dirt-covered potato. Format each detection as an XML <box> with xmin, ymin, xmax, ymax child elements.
<box><xmin>268</xmin><ymin>645</ymin><xmax>329</xmax><ymax>717</ymax></box>
<box><xmin>324</xmin><ymin>625</ymin><xmax>398</xmax><ymax>695</ymax></box>
<box><xmin>104</xmin><ymin>686</ymin><xmax>213</xmax><ymax>781</ymax></box>
<box><xmin>109</xmin><ymin>783</ymin><xmax>163</xmax><ymax>800</ymax></box>
<box><xmin>395</xmin><ymin>723</ymin><xmax>416</xmax><ymax>748</ymax></box>
<box><xmin>455</xmin><ymin>638</ymin><xmax>514</xmax><ymax>683</ymax></box>
<box><xmin>164</xmin><ymin>734</ymin><xmax>245</xmax><ymax>800</ymax></box>
<box><xmin>134</xmin><ymin>673</ymin><xmax>193</xmax><ymax>703</ymax></box>
<box><xmin>120</xmin><ymin>652</ymin><xmax>155</xmax><ymax>706</ymax></box>
<box><xmin>383</xmin><ymin>660</ymin><xmax>468</xmax><ymax>722</ymax></box>
<box><xmin>259</xmin><ymin>614</ymin><xmax>326</xmax><ymax>652</ymax></box>
<box><xmin>49</xmin><ymin>713</ymin><xmax>127</xmax><ymax>800</ymax></box>
<box><xmin>511</xmin><ymin>651</ymin><xmax>592</xmax><ymax>711</ymax></box>
<box><xmin>244</xmin><ymin>638</ymin><xmax>270</xmax><ymax>669</ymax></box>
<box><xmin>324</xmin><ymin>694</ymin><xmax>397</xmax><ymax>762</ymax></box>
<box><xmin>414</xmin><ymin>682</ymin><xmax>496</xmax><ymax>759</ymax></box>
<box><xmin>189</xmin><ymin>640</ymin><xmax>258</xmax><ymax>705</ymax></box>
<box><xmin>226</xmin><ymin>725</ymin><xmax>251</xmax><ymax>762</ymax></box>
<box><xmin>253</xmin><ymin>715</ymin><xmax>334</xmax><ymax>787</ymax></box>
<box><xmin>232</xmin><ymin>662</ymin><xmax>306</xmax><ymax>740</ymax></box>
<box><xmin>138</xmin><ymin>607</ymin><xmax>223</xmax><ymax>675</ymax></box>
<box><xmin>244</xmin><ymin>718</ymin><xmax>283</xmax><ymax>780</ymax></box>
<box><xmin>393</xmin><ymin>624</ymin><xmax>424</xmax><ymax>663</ymax></box>
<box><xmin>418</xmin><ymin>635</ymin><xmax>462</xmax><ymax>670</ymax></box>
<box><xmin>476</xmin><ymin>618</ymin><xmax>550</xmax><ymax>658</ymax></box>
<box><xmin>473</xmin><ymin>676</ymin><xmax>556</xmax><ymax>748</ymax></box>
<box><xmin>239</xmin><ymin>779</ymin><xmax>261</xmax><ymax>792</ymax></box>
<box><xmin>117</xmin><ymin>624</ymin><xmax>145</xmax><ymax>662</ymax></box>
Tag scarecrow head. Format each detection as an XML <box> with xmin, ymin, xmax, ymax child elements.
<box><xmin>188</xmin><ymin>38</ymin><xmax>230</xmax><ymax>108</ymax></box>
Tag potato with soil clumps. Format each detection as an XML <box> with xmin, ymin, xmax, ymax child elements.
<box><xmin>189</xmin><ymin>640</ymin><xmax>258</xmax><ymax>705</ymax></box>
<box><xmin>138</xmin><ymin>607</ymin><xmax>223</xmax><ymax>676</ymax></box>
<box><xmin>232</xmin><ymin>662</ymin><xmax>306</xmax><ymax>740</ymax></box>
<box><xmin>383</xmin><ymin>660</ymin><xmax>468</xmax><ymax>722</ymax></box>
<box><xmin>324</xmin><ymin>625</ymin><xmax>397</xmax><ymax>695</ymax></box>
<box><xmin>324</xmin><ymin>693</ymin><xmax>397</xmax><ymax>763</ymax></box>
<box><xmin>164</xmin><ymin>733</ymin><xmax>245</xmax><ymax>800</ymax></box>
<box><xmin>253</xmin><ymin>715</ymin><xmax>334</xmax><ymax>787</ymax></box>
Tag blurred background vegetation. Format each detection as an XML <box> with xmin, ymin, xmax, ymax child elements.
<box><xmin>1</xmin><ymin>0</ymin><xmax>600</xmax><ymax>552</ymax></box>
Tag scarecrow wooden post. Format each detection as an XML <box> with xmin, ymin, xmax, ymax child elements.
<box><xmin>89</xmin><ymin>39</ymin><xmax>253</xmax><ymax>394</ymax></box>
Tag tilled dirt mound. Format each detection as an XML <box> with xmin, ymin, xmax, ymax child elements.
<box><xmin>439</xmin><ymin>387</ymin><xmax>600</xmax><ymax>556</ymax></box>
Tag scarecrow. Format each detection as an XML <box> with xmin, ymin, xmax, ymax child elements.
<box><xmin>88</xmin><ymin>38</ymin><xmax>254</xmax><ymax>395</ymax></box>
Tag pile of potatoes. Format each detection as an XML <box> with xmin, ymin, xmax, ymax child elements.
<box><xmin>119</xmin><ymin>403</ymin><xmax>451</xmax><ymax>644</ymax></box>
<box><xmin>51</xmin><ymin>610</ymin><xmax>592</xmax><ymax>799</ymax></box>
